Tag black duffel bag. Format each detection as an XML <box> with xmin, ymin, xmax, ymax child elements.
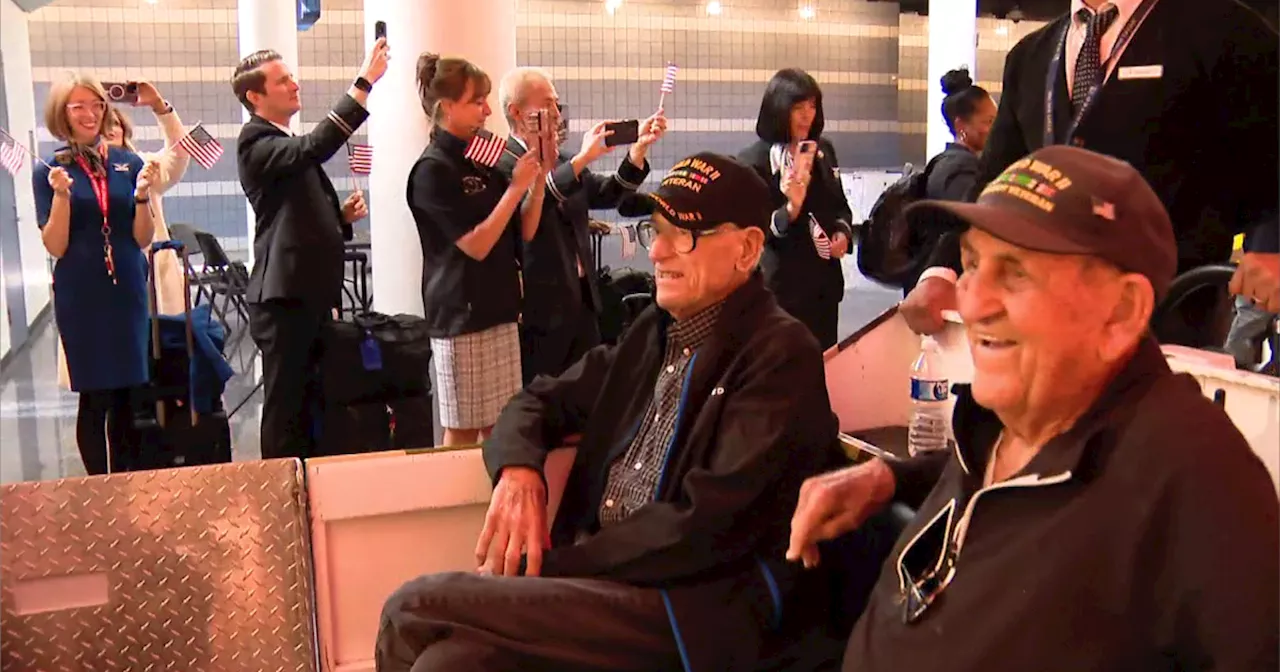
<box><xmin>321</xmin><ymin>312</ymin><xmax>433</xmax><ymax>406</ymax></box>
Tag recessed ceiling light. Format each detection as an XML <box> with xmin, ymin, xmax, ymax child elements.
<box><xmin>706</xmin><ymin>0</ymin><xmax>722</xmax><ymax>15</ymax></box>
<box><xmin>798</xmin><ymin>5</ymin><xmax>815</xmax><ymax>20</ymax></box>
<box><xmin>605</xmin><ymin>0</ymin><xmax>621</xmax><ymax>15</ymax></box>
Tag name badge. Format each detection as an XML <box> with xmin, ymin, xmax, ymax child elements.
<box><xmin>1117</xmin><ymin>64</ymin><xmax>1163</xmax><ymax>81</ymax></box>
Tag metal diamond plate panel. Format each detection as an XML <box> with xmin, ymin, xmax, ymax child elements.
<box><xmin>1</xmin><ymin>459</ymin><xmax>317</xmax><ymax>672</ymax></box>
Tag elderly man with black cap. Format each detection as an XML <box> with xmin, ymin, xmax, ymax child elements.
<box><xmin>789</xmin><ymin>145</ymin><xmax>1279</xmax><ymax>671</ymax></box>
<box><xmin>375</xmin><ymin>152</ymin><xmax>845</xmax><ymax>672</ymax></box>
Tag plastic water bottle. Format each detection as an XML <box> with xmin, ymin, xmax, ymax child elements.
<box><xmin>908</xmin><ymin>335</ymin><xmax>950</xmax><ymax>456</ymax></box>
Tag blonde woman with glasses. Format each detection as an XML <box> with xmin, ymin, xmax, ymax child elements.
<box><xmin>35</xmin><ymin>72</ymin><xmax>160</xmax><ymax>475</ymax></box>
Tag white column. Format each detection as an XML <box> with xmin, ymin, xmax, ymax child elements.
<box><xmin>364</xmin><ymin>0</ymin><xmax>517</xmax><ymax>317</ymax></box>
<box><xmin>926</xmin><ymin>0</ymin><xmax>978</xmax><ymax>161</ymax></box>
<box><xmin>238</xmin><ymin>0</ymin><xmax>299</xmax><ymax>262</ymax></box>
<box><xmin>1</xmin><ymin>0</ymin><xmax>52</xmax><ymax>333</ymax></box>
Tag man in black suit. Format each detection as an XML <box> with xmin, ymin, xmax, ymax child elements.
<box><xmin>901</xmin><ymin>0</ymin><xmax>1277</xmax><ymax>345</ymax></box>
<box><xmin>494</xmin><ymin>67</ymin><xmax>666</xmax><ymax>383</ymax></box>
<box><xmin>232</xmin><ymin>39</ymin><xmax>389</xmax><ymax>459</ymax></box>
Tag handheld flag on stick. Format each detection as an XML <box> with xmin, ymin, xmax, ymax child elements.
<box><xmin>348</xmin><ymin>142</ymin><xmax>373</xmax><ymax>175</ymax></box>
<box><xmin>657</xmin><ymin>62</ymin><xmax>679</xmax><ymax>110</ymax></box>
<box><xmin>464</xmin><ymin>130</ymin><xmax>508</xmax><ymax>168</ymax></box>
<box><xmin>177</xmin><ymin>123</ymin><xmax>224</xmax><ymax>170</ymax></box>
<box><xmin>0</xmin><ymin>127</ymin><xmax>50</xmax><ymax>173</ymax></box>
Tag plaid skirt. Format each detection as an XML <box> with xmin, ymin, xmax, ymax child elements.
<box><xmin>432</xmin><ymin>322</ymin><xmax>522</xmax><ymax>430</ymax></box>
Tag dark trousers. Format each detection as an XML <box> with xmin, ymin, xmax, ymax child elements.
<box><xmin>375</xmin><ymin>572</ymin><xmax>682</xmax><ymax>672</ymax></box>
<box><xmin>76</xmin><ymin>388</ymin><xmax>134</xmax><ymax>475</ymax></box>
<box><xmin>520</xmin><ymin>308</ymin><xmax>601</xmax><ymax>386</ymax></box>
<box><xmin>248</xmin><ymin>299</ymin><xmax>326</xmax><ymax>460</ymax></box>
<box><xmin>778</xmin><ymin>296</ymin><xmax>840</xmax><ymax>351</ymax></box>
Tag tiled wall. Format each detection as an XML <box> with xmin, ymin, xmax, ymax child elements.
<box><xmin>24</xmin><ymin>0</ymin><xmax>1037</xmax><ymax>253</ymax></box>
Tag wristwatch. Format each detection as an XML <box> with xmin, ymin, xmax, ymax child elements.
<box><xmin>353</xmin><ymin>76</ymin><xmax>373</xmax><ymax>93</ymax></box>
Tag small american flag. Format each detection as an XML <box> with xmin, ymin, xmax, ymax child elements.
<box><xmin>178</xmin><ymin>123</ymin><xmax>224</xmax><ymax>170</ymax></box>
<box><xmin>348</xmin><ymin>143</ymin><xmax>373</xmax><ymax>175</ymax></box>
<box><xmin>810</xmin><ymin>216</ymin><xmax>831</xmax><ymax>260</ymax></box>
<box><xmin>0</xmin><ymin>139</ymin><xmax>27</xmax><ymax>176</ymax></box>
<box><xmin>464</xmin><ymin>130</ymin><xmax>507</xmax><ymax>168</ymax></box>
<box><xmin>660</xmin><ymin>63</ymin><xmax>680</xmax><ymax>94</ymax></box>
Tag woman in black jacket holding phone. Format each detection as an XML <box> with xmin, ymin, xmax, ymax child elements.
<box><xmin>738</xmin><ymin>68</ymin><xmax>853</xmax><ymax>350</ymax></box>
<box><xmin>407</xmin><ymin>53</ymin><xmax>545</xmax><ymax>447</ymax></box>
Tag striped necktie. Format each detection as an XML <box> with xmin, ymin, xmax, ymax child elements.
<box><xmin>1071</xmin><ymin>3</ymin><xmax>1120</xmax><ymax>114</ymax></box>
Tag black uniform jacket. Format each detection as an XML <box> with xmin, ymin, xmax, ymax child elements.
<box><xmin>495</xmin><ymin>138</ymin><xmax>649</xmax><ymax>330</ymax></box>
<box><xmin>738</xmin><ymin>138</ymin><xmax>854</xmax><ymax>311</ymax></box>
<box><xmin>407</xmin><ymin>128</ymin><xmax>522</xmax><ymax>338</ymax></box>
<box><xmin>239</xmin><ymin>95</ymin><xmax>366</xmax><ymax>310</ymax></box>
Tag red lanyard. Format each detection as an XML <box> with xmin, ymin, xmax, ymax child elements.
<box><xmin>75</xmin><ymin>151</ymin><xmax>117</xmax><ymax>284</ymax></box>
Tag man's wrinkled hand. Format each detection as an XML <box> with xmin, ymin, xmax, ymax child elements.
<box><xmin>1230</xmin><ymin>253</ymin><xmax>1280</xmax><ymax>314</ymax></box>
<box><xmin>901</xmin><ymin>276</ymin><xmax>956</xmax><ymax>335</ymax></box>
<box><xmin>787</xmin><ymin>459</ymin><xmax>895</xmax><ymax>569</ymax></box>
<box><xmin>475</xmin><ymin>466</ymin><xmax>549</xmax><ymax>577</ymax></box>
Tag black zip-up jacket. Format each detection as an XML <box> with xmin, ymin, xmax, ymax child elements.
<box><xmin>485</xmin><ymin>272</ymin><xmax>843</xmax><ymax>671</ymax></box>
<box><xmin>847</xmin><ymin>337</ymin><xmax>1279</xmax><ymax>671</ymax></box>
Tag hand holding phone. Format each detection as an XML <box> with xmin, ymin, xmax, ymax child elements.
<box><xmin>103</xmin><ymin>82</ymin><xmax>139</xmax><ymax>104</ymax></box>
<box><xmin>604</xmin><ymin>119</ymin><xmax>640</xmax><ymax>147</ymax></box>
<box><xmin>791</xmin><ymin>140</ymin><xmax>817</xmax><ymax>179</ymax></box>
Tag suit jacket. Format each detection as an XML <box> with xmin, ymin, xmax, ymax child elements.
<box><xmin>739</xmin><ymin>138</ymin><xmax>854</xmax><ymax>309</ymax></box>
<box><xmin>497</xmin><ymin>138</ymin><xmax>649</xmax><ymax>330</ymax></box>
<box><xmin>970</xmin><ymin>0</ymin><xmax>1278</xmax><ymax>271</ymax></box>
<box><xmin>238</xmin><ymin>95</ymin><xmax>368</xmax><ymax>310</ymax></box>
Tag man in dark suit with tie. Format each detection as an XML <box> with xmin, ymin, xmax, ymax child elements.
<box><xmin>901</xmin><ymin>0</ymin><xmax>1277</xmax><ymax>346</ymax></box>
<box><xmin>232</xmin><ymin>39</ymin><xmax>389</xmax><ymax>459</ymax></box>
<box><xmin>494</xmin><ymin>68</ymin><xmax>667</xmax><ymax>383</ymax></box>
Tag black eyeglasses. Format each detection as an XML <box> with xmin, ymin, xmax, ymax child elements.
<box><xmin>634</xmin><ymin>219</ymin><xmax>729</xmax><ymax>254</ymax></box>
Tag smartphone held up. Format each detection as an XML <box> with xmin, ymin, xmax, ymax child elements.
<box><xmin>525</xmin><ymin>108</ymin><xmax>557</xmax><ymax>164</ymax></box>
<box><xmin>103</xmin><ymin>82</ymin><xmax>139</xmax><ymax>104</ymax></box>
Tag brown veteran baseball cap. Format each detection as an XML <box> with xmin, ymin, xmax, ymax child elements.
<box><xmin>904</xmin><ymin>145</ymin><xmax>1177</xmax><ymax>298</ymax></box>
<box><xmin>618</xmin><ymin>151</ymin><xmax>773</xmax><ymax>232</ymax></box>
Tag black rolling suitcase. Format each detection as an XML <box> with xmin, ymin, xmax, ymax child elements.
<box><xmin>129</xmin><ymin>240</ymin><xmax>233</xmax><ymax>471</ymax></box>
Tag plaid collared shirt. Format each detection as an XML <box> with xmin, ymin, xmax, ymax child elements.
<box><xmin>598</xmin><ymin>302</ymin><xmax>724</xmax><ymax>527</ymax></box>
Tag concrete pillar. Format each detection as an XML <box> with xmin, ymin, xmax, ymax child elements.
<box><xmin>1</xmin><ymin>0</ymin><xmax>52</xmax><ymax>352</ymax></box>
<box><xmin>237</xmin><ymin>0</ymin><xmax>299</xmax><ymax>263</ymax></box>
<box><xmin>363</xmin><ymin>0</ymin><xmax>517</xmax><ymax>317</ymax></box>
<box><xmin>926</xmin><ymin>0</ymin><xmax>977</xmax><ymax>161</ymax></box>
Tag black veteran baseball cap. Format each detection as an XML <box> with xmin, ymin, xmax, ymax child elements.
<box><xmin>904</xmin><ymin>145</ymin><xmax>1177</xmax><ymax>298</ymax></box>
<box><xmin>618</xmin><ymin>152</ymin><xmax>773</xmax><ymax>231</ymax></box>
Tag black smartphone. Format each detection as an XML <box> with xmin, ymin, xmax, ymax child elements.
<box><xmin>604</xmin><ymin>119</ymin><xmax>640</xmax><ymax>147</ymax></box>
<box><xmin>374</xmin><ymin>20</ymin><xmax>387</xmax><ymax>41</ymax></box>
<box><xmin>104</xmin><ymin>81</ymin><xmax>138</xmax><ymax>104</ymax></box>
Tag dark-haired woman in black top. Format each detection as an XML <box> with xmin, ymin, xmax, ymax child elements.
<box><xmin>926</xmin><ymin>68</ymin><xmax>996</xmax><ymax>202</ymax></box>
<box><xmin>407</xmin><ymin>53</ymin><xmax>545</xmax><ymax>447</ymax></box>
<box><xmin>738</xmin><ymin>68</ymin><xmax>854</xmax><ymax>350</ymax></box>
<box><xmin>903</xmin><ymin>68</ymin><xmax>998</xmax><ymax>290</ymax></box>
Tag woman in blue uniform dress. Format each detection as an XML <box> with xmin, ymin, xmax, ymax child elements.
<box><xmin>33</xmin><ymin>73</ymin><xmax>158</xmax><ymax>475</ymax></box>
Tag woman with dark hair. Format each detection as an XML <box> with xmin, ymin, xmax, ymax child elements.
<box><xmin>407</xmin><ymin>53</ymin><xmax>545</xmax><ymax>447</ymax></box>
<box><xmin>738</xmin><ymin>68</ymin><xmax>854</xmax><ymax>350</ymax></box>
<box><xmin>926</xmin><ymin>68</ymin><xmax>996</xmax><ymax>202</ymax></box>
<box><xmin>900</xmin><ymin>68</ymin><xmax>999</xmax><ymax>292</ymax></box>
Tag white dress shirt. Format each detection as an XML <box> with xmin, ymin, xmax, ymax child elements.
<box><xmin>1065</xmin><ymin>0</ymin><xmax>1154</xmax><ymax>96</ymax></box>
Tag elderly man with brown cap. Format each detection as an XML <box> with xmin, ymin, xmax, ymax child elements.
<box><xmin>789</xmin><ymin>146</ymin><xmax>1279</xmax><ymax>671</ymax></box>
<box><xmin>376</xmin><ymin>152</ymin><xmax>846</xmax><ymax>672</ymax></box>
